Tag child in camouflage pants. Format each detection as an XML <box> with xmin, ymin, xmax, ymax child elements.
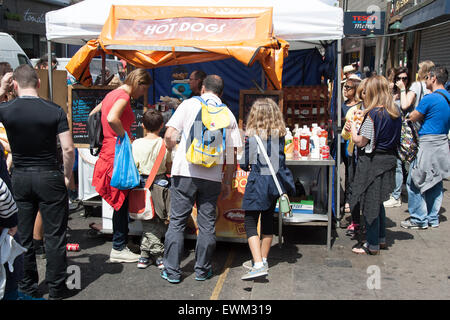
<box><xmin>132</xmin><ymin>109</ymin><xmax>171</xmax><ymax>270</ymax></box>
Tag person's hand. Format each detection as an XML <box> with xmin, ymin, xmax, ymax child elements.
<box><xmin>389</xmin><ymin>82</ymin><xmax>394</xmax><ymax>90</ymax></box>
<box><xmin>0</xmin><ymin>72</ymin><xmax>13</xmax><ymax>91</ymax></box>
<box><xmin>344</xmin><ymin>121</ymin><xmax>351</xmax><ymax>132</ymax></box>
<box><xmin>8</xmin><ymin>226</ymin><xmax>17</xmax><ymax>237</ymax></box>
<box><xmin>396</xmin><ymin>79</ymin><xmax>405</xmax><ymax>91</ymax></box>
<box><xmin>220</xmin><ymin>183</ymin><xmax>232</xmax><ymax>200</ymax></box>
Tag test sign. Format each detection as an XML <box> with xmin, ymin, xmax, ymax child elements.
<box><xmin>344</xmin><ymin>11</ymin><xmax>385</xmax><ymax>35</ymax></box>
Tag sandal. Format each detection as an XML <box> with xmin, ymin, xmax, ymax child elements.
<box><xmin>352</xmin><ymin>243</ymin><xmax>379</xmax><ymax>255</ymax></box>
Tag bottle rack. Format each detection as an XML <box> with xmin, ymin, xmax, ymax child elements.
<box><xmin>283</xmin><ymin>85</ymin><xmax>329</xmax><ymax>129</ymax></box>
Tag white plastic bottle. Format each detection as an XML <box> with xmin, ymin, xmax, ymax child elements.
<box><xmin>310</xmin><ymin>127</ymin><xmax>320</xmax><ymax>159</ymax></box>
<box><xmin>284</xmin><ymin>128</ymin><xmax>294</xmax><ymax>159</ymax></box>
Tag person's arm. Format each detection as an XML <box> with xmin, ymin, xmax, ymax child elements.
<box><xmin>408</xmin><ymin>110</ymin><xmax>424</xmax><ymax>123</ymax></box>
<box><xmin>350</xmin><ymin>120</ymin><xmax>369</xmax><ymax>148</ymax></box>
<box><xmin>106</xmin><ymin>99</ymin><xmax>128</xmax><ymax>138</ymax></box>
<box><xmin>58</xmin><ymin>130</ymin><xmax>75</xmax><ymax>188</ymax></box>
<box><xmin>0</xmin><ymin>177</ymin><xmax>18</xmax><ymax>236</ymax></box>
<box><xmin>89</xmin><ymin>102</ymin><xmax>102</xmax><ymax>116</ymax></box>
<box><xmin>164</xmin><ymin>126</ymin><xmax>180</xmax><ymax>151</ymax></box>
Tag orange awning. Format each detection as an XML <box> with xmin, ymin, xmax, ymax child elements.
<box><xmin>66</xmin><ymin>5</ymin><xmax>289</xmax><ymax>89</ymax></box>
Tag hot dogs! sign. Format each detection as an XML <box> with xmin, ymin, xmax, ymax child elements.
<box><xmin>115</xmin><ymin>17</ymin><xmax>257</xmax><ymax>42</ymax></box>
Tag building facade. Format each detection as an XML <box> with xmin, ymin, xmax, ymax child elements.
<box><xmin>387</xmin><ymin>0</ymin><xmax>450</xmax><ymax>78</ymax></box>
<box><xmin>0</xmin><ymin>0</ymin><xmax>70</xmax><ymax>59</ymax></box>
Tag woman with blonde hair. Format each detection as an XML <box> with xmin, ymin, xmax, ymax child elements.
<box><xmin>90</xmin><ymin>68</ymin><xmax>152</xmax><ymax>263</ymax></box>
<box><xmin>348</xmin><ymin>76</ymin><xmax>401</xmax><ymax>255</ymax></box>
<box><xmin>240</xmin><ymin>98</ymin><xmax>295</xmax><ymax>280</ymax></box>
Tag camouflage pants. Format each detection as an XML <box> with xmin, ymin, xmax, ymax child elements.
<box><xmin>140</xmin><ymin>218</ymin><xmax>168</xmax><ymax>259</ymax></box>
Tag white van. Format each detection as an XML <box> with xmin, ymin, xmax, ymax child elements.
<box><xmin>0</xmin><ymin>32</ymin><xmax>32</xmax><ymax>69</ymax></box>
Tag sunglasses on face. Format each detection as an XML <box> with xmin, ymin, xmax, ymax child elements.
<box><xmin>425</xmin><ymin>74</ymin><xmax>434</xmax><ymax>80</ymax></box>
<box><xmin>344</xmin><ymin>85</ymin><xmax>354</xmax><ymax>90</ymax></box>
<box><xmin>396</xmin><ymin>76</ymin><xmax>408</xmax><ymax>81</ymax></box>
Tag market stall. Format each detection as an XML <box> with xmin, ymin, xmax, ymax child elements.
<box><xmin>45</xmin><ymin>0</ymin><xmax>344</xmax><ymax>248</ymax></box>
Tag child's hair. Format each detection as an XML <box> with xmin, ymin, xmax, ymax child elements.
<box><xmin>143</xmin><ymin>109</ymin><xmax>164</xmax><ymax>132</ymax></box>
<box><xmin>245</xmin><ymin>98</ymin><xmax>286</xmax><ymax>139</ymax></box>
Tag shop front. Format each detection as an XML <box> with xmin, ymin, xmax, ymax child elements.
<box><xmin>387</xmin><ymin>0</ymin><xmax>450</xmax><ymax>77</ymax></box>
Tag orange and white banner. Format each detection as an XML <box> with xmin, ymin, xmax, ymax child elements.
<box><xmin>187</xmin><ymin>166</ymin><xmax>257</xmax><ymax>239</ymax></box>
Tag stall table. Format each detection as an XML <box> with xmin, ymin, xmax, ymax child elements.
<box><xmin>279</xmin><ymin>157</ymin><xmax>335</xmax><ymax>250</ymax></box>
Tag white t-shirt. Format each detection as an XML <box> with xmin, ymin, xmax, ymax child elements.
<box><xmin>166</xmin><ymin>93</ymin><xmax>242</xmax><ymax>182</ymax></box>
<box><xmin>409</xmin><ymin>81</ymin><xmax>431</xmax><ymax>109</ymax></box>
<box><xmin>132</xmin><ymin>137</ymin><xmax>171</xmax><ymax>176</ymax></box>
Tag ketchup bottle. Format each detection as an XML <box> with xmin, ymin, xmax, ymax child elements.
<box><xmin>299</xmin><ymin>128</ymin><xmax>310</xmax><ymax>157</ymax></box>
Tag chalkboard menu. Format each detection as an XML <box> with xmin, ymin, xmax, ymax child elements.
<box><xmin>239</xmin><ymin>89</ymin><xmax>283</xmax><ymax>129</ymax></box>
<box><xmin>68</xmin><ymin>85</ymin><xmax>145</xmax><ymax>147</ymax></box>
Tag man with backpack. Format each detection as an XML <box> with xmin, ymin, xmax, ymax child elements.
<box><xmin>401</xmin><ymin>65</ymin><xmax>450</xmax><ymax>230</ymax></box>
<box><xmin>162</xmin><ymin>75</ymin><xmax>242</xmax><ymax>283</ymax></box>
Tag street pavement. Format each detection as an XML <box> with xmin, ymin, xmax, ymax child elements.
<box><xmin>35</xmin><ymin>178</ymin><xmax>450</xmax><ymax>300</ymax></box>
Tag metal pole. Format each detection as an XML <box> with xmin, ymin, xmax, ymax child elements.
<box><xmin>101</xmin><ymin>51</ymin><xmax>106</xmax><ymax>86</ymax></box>
<box><xmin>47</xmin><ymin>40</ymin><xmax>53</xmax><ymax>101</ymax></box>
<box><xmin>336</xmin><ymin>38</ymin><xmax>342</xmax><ymax>228</ymax></box>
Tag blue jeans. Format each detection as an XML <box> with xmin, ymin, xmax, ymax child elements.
<box><xmin>406</xmin><ymin>163</ymin><xmax>443</xmax><ymax>227</ymax></box>
<box><xmin>392</xmin><ymin>158</ymin><xmax>403</xmax><ymax>200</ymax></box>
<box><xmin>112</xmin><ymin>197</ymin><xmax>129</xmax><ymax>250</ymax></box>
<box><xmin>365</xmin><ymin>205</ymin><xmax>386</xmax><ymax>251</ymax></box>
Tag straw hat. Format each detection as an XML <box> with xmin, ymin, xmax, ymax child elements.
<box><xmin>343</xmin><ymin>65</ymin><xmax>355</xmax><ymax>74</ymax></box>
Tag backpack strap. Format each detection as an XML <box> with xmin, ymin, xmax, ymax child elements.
<box><xmin>144</xmin><ymin>140</ymin><xmax>167</xmax><ymax>190</ymax></box>
<box><xmin>434</xmin><ymin>90</ymin><xmax>450</xmax><ymax>107</ymax></box>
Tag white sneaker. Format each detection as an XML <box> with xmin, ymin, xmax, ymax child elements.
<box><xmin>241</xmin><ymin>265</ymin><xmax>268</xmax><ymax>281</ymax></box>
<box><xmin>383</xmin><ymin>196</ymin><xmax>401</xmax><ymax>208</ymax></box>
<box><xmin>242</xmin><ymin>260</ymin><xmax>268</xmax><ymax>270</ymax></box>
<box><xmin>110</xmin><ymin>247</ymin><xmax>140</xmax><ymax>263</ymax></box>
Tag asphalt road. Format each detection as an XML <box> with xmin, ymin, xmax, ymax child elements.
<box><xmin>35</xmin><ymin>178</ymin><xmax>450</xmax><ymax>302</ymax></box>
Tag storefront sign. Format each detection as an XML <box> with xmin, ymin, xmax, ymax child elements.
<box><xmin>344</xmin><ymin>11</ymin><xmax>386</xmax><ymax>35</ymax></box>
<box><xmin>393</xmin><ymin>0</ymin><xmax>415</xmax><ymax>15</ymax></box>
<box><xmin>115</xmin><ymin>17</ymin><xmax>257</xmax><ymax>42</ymax></box>
<box><xmin>2</xmin><ymin>0</ymin><xmax>62</xmax><ymax>35</ymax></box>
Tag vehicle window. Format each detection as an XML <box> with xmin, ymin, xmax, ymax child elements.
<box><xmin>18</xmin><ymin>54</ymin><xmax>32</xmax><ymax>66</ymax></box>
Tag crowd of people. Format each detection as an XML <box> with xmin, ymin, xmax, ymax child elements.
<box><xmin>341</xmin><ymin>62</ymin><xmax>450</xmax><ymax>255</ymax></box>
<box><xmin>0</xmin><ymin>56</ymin><xmax>449</xmax><ymax>300</ymax></box>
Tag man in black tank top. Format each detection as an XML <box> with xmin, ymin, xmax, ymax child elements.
<box><xmin>0</xmin><ymin>65</ymin><xmax>75</xmax><ymax>300</ymax></box>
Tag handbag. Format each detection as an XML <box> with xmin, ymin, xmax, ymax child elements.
<box><xmin>254</xmin><ymin>135</ymin><xmax>292</xmax><ymax>218</ymax></box>
<box><xmin>110</xmin><ymin>133</ymin><xmax>140</xmax><ymax>190</ymax></box>
<box><xmin>398</xmin><ymin>116</ymin><xmax>419</xmax><ymax>163</ymax></box>
<box><xmin>128</xmin><ymin>141</ymin><xmax>167</xmax><ymax>220</ymax></box>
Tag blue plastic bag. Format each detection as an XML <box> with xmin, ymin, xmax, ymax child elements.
<box><xmin>110</xmin><ymin>133</ymin><xmax>140</xmax><ymax>190</ymax></box>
